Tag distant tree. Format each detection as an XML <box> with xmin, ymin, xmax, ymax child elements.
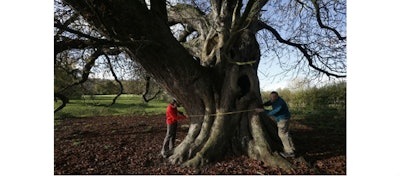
<box><xmin>121</xmin><ymin>79</ymin><xmax>144</xmax><ymax>94</ymax></box>
<box><xmin>289</xmin><ymin>80</ymin><xmax>346</xmax><ymax>116</ymax></box>
<box><xmin>288</xmin><ymin>78</ymin><xmax>312</xmax><ymax>91</ymax></box>
<box><xmin>322</xmin><ymin>81</ymin><xmax>346</xmax><ymax>113</ymax></box>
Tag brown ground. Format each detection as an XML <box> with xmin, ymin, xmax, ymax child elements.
<box><xmin>54</xmin><ymin>115</ymin><xmax>346</xmax><ymax>175</ymax></box>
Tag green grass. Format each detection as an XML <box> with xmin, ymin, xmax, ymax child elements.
<box><xmin>55</xmin><ymin>94</ymin><xmax>346</xmax><ymax>123</ymax></box>
<box><xmin>54</xmin><ymin>94</ymin><xmax>169</xmax><ymax>118</ymax></box>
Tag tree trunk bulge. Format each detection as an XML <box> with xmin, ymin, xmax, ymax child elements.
<box><xmin>63</xmin><ymin>0</ymin><xmax>294</xmax><ymax>169</ymax></box>
<box><xmin>168</xmin><ymin>30</ymin><xmax>293</xmax><ymax>169</ymax></box>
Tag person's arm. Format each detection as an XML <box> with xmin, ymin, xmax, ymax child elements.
<box><xmin>178</xmin><ymin>114</ymin><xmax>187</xmax><ymax>120</ymax></box>
<box><xmin>254</xmin><ymin>101</ymin><xmax>272</xmax><ymax>113</ymax></box>
<box><xmin>266</xmin><ymin>105</ymin><xmax>281</xmax><ymax>116</ymax></box>
<box><xmin>177</xmin><ymin>111</ymin><xmax>187</xmax><ymax>120</ymax></box>
<box><xmin>263</xmin><ymin>100</ymin><xmax>272</xmax><ymax>106</ymax></box>
<box><xmin>255</xmin><ymin>107</ymin><xmax>278</xmax><ymax>115</ymax></box>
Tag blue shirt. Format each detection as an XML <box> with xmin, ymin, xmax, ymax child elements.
<box><xmin>263</xmin><ymin>97</ymin><xmax>291</xmax><ymax>122</ymax></box>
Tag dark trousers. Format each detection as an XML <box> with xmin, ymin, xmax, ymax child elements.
<box><xmin>161</xmin><ymin>122</ymin><xmax>177</xmax><ymax>154</ymax></box>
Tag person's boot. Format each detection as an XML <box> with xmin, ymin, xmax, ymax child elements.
<box><xmin>279</xmin><ymin>152</ymin><xmax>295</xmax><ymax>158</ymax></box>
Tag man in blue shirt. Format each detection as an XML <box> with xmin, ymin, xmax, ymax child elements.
<box><xmin>256</xmin><ymin>91</ymin><xmax>296</xmax><ymax>158</ymax></box>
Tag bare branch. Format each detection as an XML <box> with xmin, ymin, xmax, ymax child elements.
<box><xmin>257</xmin><ymin>21</ymin><xmax>346</xmax><ymax>78</ymax></box>
<box><xmin>54</xmin><ymin>32</ymin><xmax>156</xmax><ymax>55</ymax></box>
<box><xmin>224</xmin><ymin>0</ymin><xmax>269</xmax><ymax>54</ymax></box>
<box><xmin>142</xmin><ymin>76</ymin><xmax>162</xmax><ymax>103</ymax></box>
<box><xmin>54</xmin><ymin>93</ymin><xmax>68</xmax><ymax>113</ymax></box>
<box><xmin>57</xmin><ymin>49</ymin><xmax>103</xmax><ymax>93</ymax></box>
<box><xmin>312</xmin><ymin>0</ymin><xmax>346</xmax><ymax>40</ymax></box>
<box><xmin>55</xmin><ymin>12</ymin><xmax>80</xmax><ymax>36</ymax></box>
<box><xmin>167</xmin><ymin>3</ymin><xmax>208</xmax><ymax>36</ymax></box>
<box><xmin>55</xmin><ymin>38</ymin><xmax>100</xmax><ymax>54</ymax></box>
<box><xmin>54</xmin><ymin>21</ymin><xmax>103</xmax><ymax>41</ymax></box>
<box><xmin>102</xmin><ymin>54</ymin><xmax>124</xmax><ymax>107</ymax></box>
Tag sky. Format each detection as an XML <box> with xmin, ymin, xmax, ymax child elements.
<box><xmin>1</xmin><ymin>0</ymin><xmax>400</xmax><ymax>175</ymax></box>
<box><xmin>258</xmin><ymin>59</ymin><xmax>294</xmax><ymax>91</ymax></box>
<box><xmin>257</xmin><ymin>57</ymin><xmax>346</xmax><ymax>91</ymax></box>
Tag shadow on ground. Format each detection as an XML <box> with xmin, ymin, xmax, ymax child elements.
<box><xmin>54</xmin><ymin>114</ymin><xmax>346</xmax><ymax>175</ymax></box>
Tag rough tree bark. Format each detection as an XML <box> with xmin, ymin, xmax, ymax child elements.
<box><xmin>59</xmin><ymin>0</ymin><xmax>345</xmax><ymax>169</ymax></box>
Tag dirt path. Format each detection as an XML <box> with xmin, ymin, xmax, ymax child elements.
<box><xmin>54</xmin><ymin>115</ymin><xmax>345</xmax><ymax>174</ymax></box>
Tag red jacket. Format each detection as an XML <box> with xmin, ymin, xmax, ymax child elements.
<box><xmin>166</xmin><ymin>104</ymin><xmax>187</xmax><ymax>124</ymax></box>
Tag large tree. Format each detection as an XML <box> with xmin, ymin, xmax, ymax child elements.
<box><xmin>54</xmin><ymin>0</ymin><xmax>346</xmax><ymax>169</ymax></box>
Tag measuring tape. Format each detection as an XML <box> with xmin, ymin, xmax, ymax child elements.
<box><xmin>186</xmin><ymin>109</ymin><xmax>257</xmax><ymax>117</ymax></box>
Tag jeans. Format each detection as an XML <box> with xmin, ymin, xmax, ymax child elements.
<box><xmin>161</xmin><ymin>122</ymin><xmax>177</xmax><ymax>155</ymax></box>
<box><xmin>277</xmin><ymin>119</ymin><xmax>296</xmax><ymax>153</ymax></box>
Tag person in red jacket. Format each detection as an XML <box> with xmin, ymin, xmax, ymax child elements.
<box><xmin>161</xmin><ymin>99</ymin><xmax>187</xmax><ymax>158</ymax></box>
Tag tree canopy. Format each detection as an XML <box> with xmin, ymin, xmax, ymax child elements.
<box><xmin>54</xmin><ymin>0</ymin><xmax>346</xmax><ymax>99</ymax></box>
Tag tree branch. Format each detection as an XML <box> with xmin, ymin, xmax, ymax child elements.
<box><xmin>210</xmin><ymin>0</ymin><xmax>222</xmax><ymax>17</ymax></box>
<box><xmin>224</xmin><ymin>0</ymin><xmax>268</xmax><ymax>54</ymax></box>
<box><xmin>55</xmin><ymin>13</ymin><xmax>80</xmax><ymax>36</ymax></box>
<box><xmin>167</xmin><ymin>3</ymin><xmax>208</xmax><ymax>35</ymax></box>
<box><xmin>257</xmin><ymin>21</ymin><xmax>346</xmax><ymax>78</ymax></box>
<box><xmin>61</xmin><ymin>0</ymin><xmax>219</xmax><ymax>98</ymax></box>
<box><xmin>54</xmin><ymin>35</ymin><xmax>155</xmax><ymax>55</ymax></box>
<box><xmin>102</xmin><ymin>54</ymin><xmax>124</xmax><ymax>107</ymax></box>
<box><xmin>54</xmin><ymin>20</ymin><xmax>112</xmax><ymax>54</ymax></box>
<box><xmin>177</xmin><ymin>26</ymin><xmax>195</xmax><ymax>42</ymax></box>
<box><xmin>150</xmin><ymin>0</ymin><xmax>168</xmax><ymax>22</ymax></box>
<box><xmin>57</xmin><ymin>49</ymin><xmax>103</xmax><ymax>93</ymax></box>
<box><xmin>312</xmin><ymin>0</ymin><xmax>346</xmax><ymax>40</ymax></box>
<box><xmin>63</xmin><ymin>0</ymin><xmax>152</xmax><ymax>39</ymax></box>
<box><xmin>54</xmin><ymin>93</ymin><xmax>68</xmax><ymax>113</ymax></box>
<box><xmin>55</xmin><ymin>38</ymin><xmax>98</xmax><ymax>54</ymax></box>
<box><xmin>54</xmin><ymin>21</ymin><xmax>103</xmax><ymax>41</ymax></box>
<box><xmin>142</xmin><ymin>76</ymin><xmax>162</xmax><ymax>103</ymax></box>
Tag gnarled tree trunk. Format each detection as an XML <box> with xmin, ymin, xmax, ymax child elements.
<box><xmin>62</xmin><ymin>0</ymin><xmax>294</xmax><ymax>169</ymax></box>
<box><xmin>165</xmin><ymin>29</ymin><xmax>292</xmax><ymax>169</ymax></box>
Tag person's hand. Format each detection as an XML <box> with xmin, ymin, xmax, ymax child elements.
<box><xmin>267</xmin><ymin>115</ymin><xmax>275</xmax><ymax>121</ymax></box>
<box><xmin>255</xmin><ymin>108</ymin><xmax>264</xmax><ymax>113</ymax></box>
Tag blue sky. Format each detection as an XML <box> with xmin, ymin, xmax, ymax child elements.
<box><xmin>257</xmin><ymin>53</ymin><xmax>346</xmax><ymax>91</ymax></box>
<box><xmin>257</xmin><ymin>58</ymin><xmax>292</xmax><ymax>91</ymax></box>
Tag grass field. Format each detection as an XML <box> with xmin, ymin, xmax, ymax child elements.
<box><xmin>55</xmin><ymin>94</ymin><xmax>345</xmax><ymax>120</ymax></box>
<box><xmin>54</xmin><ymin>94</ymin><xmax>169</xmax><ymax>118</ymax></box>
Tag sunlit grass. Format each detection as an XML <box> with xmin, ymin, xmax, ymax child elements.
<box><xmin>54</xmin><ymin>94</ymin><xmax>169</xmax><ymax>118</ymax></box>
